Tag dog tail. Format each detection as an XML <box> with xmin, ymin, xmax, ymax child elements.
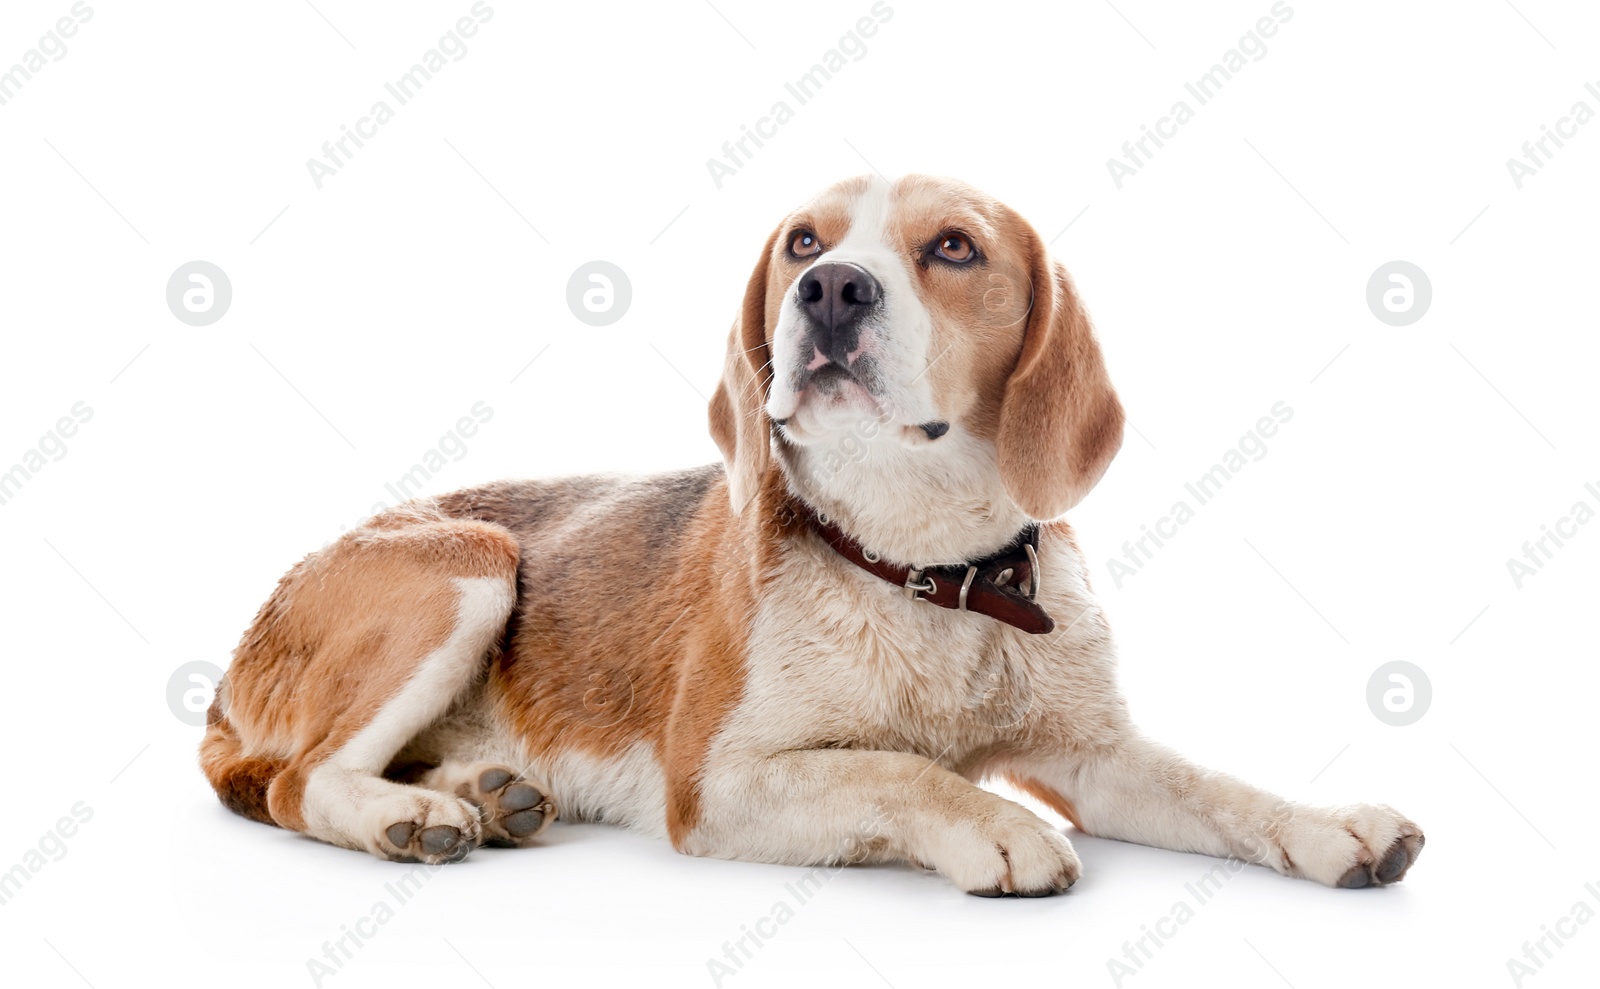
<box><xmin>199</xmin><ymin>683</ymin><xmax>283</xmax><ymax>827</ymax></box>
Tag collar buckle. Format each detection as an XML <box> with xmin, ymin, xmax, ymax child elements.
<box><xmin>903</xmin><ymin>568</ymin><xmax>936</xmax><ymax>601</ymax></box>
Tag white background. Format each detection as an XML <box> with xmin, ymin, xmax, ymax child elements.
<box><xmin>1</xmin><ymin>1</ymin><xmax>1597</xmax><ymax>987</ymax></box>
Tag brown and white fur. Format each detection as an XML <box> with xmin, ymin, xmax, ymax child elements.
<box><xmin>202</xmin><ymin>175</ymin><xmax>1423</xmax><ymax>894</ymax></box>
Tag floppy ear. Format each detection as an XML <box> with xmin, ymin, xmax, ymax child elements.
<box><xmin>995</xmin><ymin>239</ymin><xmax>1125</xmax><ymax>520</ymax></box>
<box><xmin>709</xmin><ymin>227</ymin><xmax>781</xmax><ymax>513</ymax></box>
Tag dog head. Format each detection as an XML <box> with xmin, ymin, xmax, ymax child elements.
<box><xmin>710</xmin><ymin>175</ymin><xmax>1123</xmax><ymax>524</ymax></box>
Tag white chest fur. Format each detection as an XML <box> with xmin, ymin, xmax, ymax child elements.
<box><xmin>717</xmin><ymin>529</ymin><xmax>1124</xmax><ymax>773</ymax></box>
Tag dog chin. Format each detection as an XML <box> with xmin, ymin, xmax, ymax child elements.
<box><xmin>774</xmin><ymin>379</ymin><xmax>890</xmax><ymax>444</ymax></box>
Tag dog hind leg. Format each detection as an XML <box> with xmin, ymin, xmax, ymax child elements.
<box><xmin>208</xmin><ymin>511</ymin><xmax>521</xmax><ymax>865</ymax></box>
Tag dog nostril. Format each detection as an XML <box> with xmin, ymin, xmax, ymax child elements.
<box><xmin>798</xmin><ymin>276</ymin><xmax>823</xmax><ymax>304</ymax></box>
<box><xmin>842</xmin><ymin>280</ymin><xmax>877</xmax><ymax>306</ymax></box>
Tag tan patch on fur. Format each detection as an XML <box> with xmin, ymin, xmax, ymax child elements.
<box><xmin>1004</xmin><ymin>774</ymin><xmax>1086</xmax><ymax>832</ymax></box>
<box><xmin>265</xmin><ymin>763</ymin><xmax>310</xmax><ymax>832</ymax></box>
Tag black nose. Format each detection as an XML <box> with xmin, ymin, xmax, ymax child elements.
<box><xmin>797</xmin><ymin>262</ymin><xmax>881</xmax><ymax>365</ymax></box>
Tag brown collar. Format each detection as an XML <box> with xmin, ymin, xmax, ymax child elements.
<box><xmin>792</xmin><ymin>502</ymin><xmax>1055</xmax><ymax>635</ymax></box>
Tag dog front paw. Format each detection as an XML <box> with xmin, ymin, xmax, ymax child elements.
<box><xmin>928</xmin><ymin>804</ymin><xmax>1080</xmax><ymax>897</ymax></box>
<box><xmin>1273</xmin><ymin>803</ymin><xmax>1424</xmax><ymax>888</ymax></box>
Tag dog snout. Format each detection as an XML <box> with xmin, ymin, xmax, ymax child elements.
<box><xmin>797</xmin><ymin>262</ymin><xmax>881</xmax><ymax>365</ymax></box>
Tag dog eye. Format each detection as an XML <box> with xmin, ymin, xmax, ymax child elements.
<box><xmin>935</xmin><ymin>232</ymin><xmax>976</xmax><ymax>263</ymax></box>
<box><xmin>789</xmin><ymin>230</ymin><xmax>822</xmax><ymax>258</ymax></box>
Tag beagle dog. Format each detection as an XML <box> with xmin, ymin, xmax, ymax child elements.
<box><xmin>202</xmin><ymin>175</ymin><xmax>1423</xmax><ymax>894</ymax></box>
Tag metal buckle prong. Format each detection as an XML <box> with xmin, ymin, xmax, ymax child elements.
<box><xmin>904</xmin><ymin>568</ymin><xmax>936</xmax><ymax>600</ymax></box>
<box><xmin>957</xmin><ymin>565</ymin><xmax>978</xmax><ymax>612</ymax></box>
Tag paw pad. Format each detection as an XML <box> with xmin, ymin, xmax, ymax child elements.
<box><xmin>383</xmin><ymin>818</ymin><xmax>473</xmax><ymax>864</ymax></box>
<box><xmin>466</xmin><ymin>765</ymin><xmax>555</xmax><ymax>846</ymax></box>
